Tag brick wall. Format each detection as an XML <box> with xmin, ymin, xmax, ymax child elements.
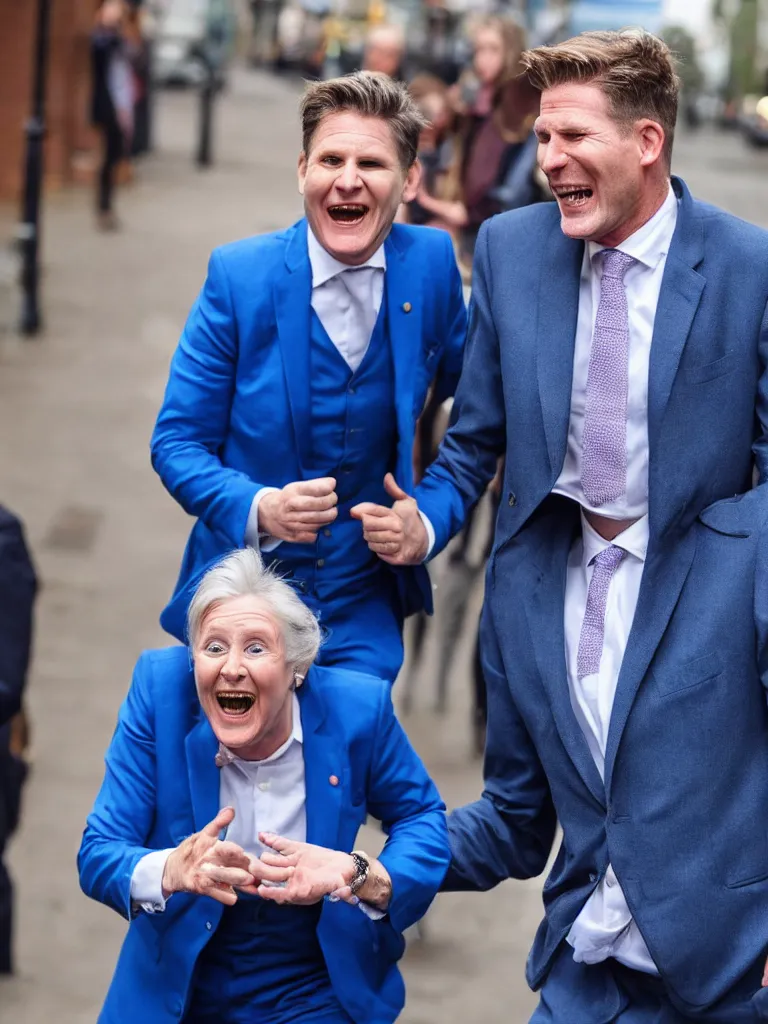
<box><xmin>0</xmin><ymin>0</ymin><xmax>98</xmax><ymax>204</ymax></box>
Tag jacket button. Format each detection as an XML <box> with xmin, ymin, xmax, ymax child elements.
<box><xmin>317</xmin><ymin>559</ymin><xmax>325</xmax><ymax>568</ymax></box>
<box><xmin>508</xmin><ymin>492</ymin><xmax>517</xmax><ymax>507</ymax></box>
<box><xmin>205</xmin><ymin>921</ymin><xmax>212</xmax><ymax>930</ymax></box>
<box><xmin>323</xmin><ymin>528</ymin><xmax>331</xmax><ymax>538</ymax></box>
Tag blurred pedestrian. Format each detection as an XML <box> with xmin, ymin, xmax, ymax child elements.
<box><xmin>362</xmin><ymin>24</ymin><xmax>406</xmax><ymax>81</ymax></box>
<box><xmin>151</xmin><ymin>71</ymin><xmax>467</xmax><ymax>683</ymax></box>
<box><xmin>90</xmin><ymin>0</ymin><xmax>134</xmax><ymax>231</ymax></box>
<box><xmin>0</xmin><ymin>506</ymin><xmax>37</xmax><ymax>976</ymax></box>
<box><xmin>413</xmin><ymin>15</ymin><xmax>541</xmax><ymax>263</ymax></box>
<box><xmin>403</xmin><ymin>75</ymin><xmax>457</xmax><ymax>233</ymax></box>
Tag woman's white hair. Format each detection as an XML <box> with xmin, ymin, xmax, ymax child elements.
<box><xmin>187</xmin><ymin>549</ymin><xmax>322</xmax><ymax>670</ymax></box>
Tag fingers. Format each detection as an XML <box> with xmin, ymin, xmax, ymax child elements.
<box><xmin>247</xmin><ymin>855</ymin><xmax>295</xmax><ymax>883</ymax></box>
<box><xmin>384</xmin><ymin>473</ymin><xmax>409</xmax><ymax>502</ymax></box>
<box><xmin>202</xmin><ymin>806</ymin><xmax>235</xmax><ymax>839</ymax></box>
<box><xmin>259</xmin><ymin>851</ymin><xmax>299</xmax><ymax>869</ymax></box>
<box><xmin>258</xmin><ymin>831</ymin><xmax>292</xmax><ymax>853</ymax></box>
<box><xmin>350</xmin><ymin>502</ymin><xmax>391</xmax><ymax>520</ymax></box>
<box><xmin>293</xmin><ymin>478</ymin><xmax>337</xmax><ymax>499</ymax></box>
<box><xmin>206</xmin><ymin>883</ymin><xmax>239</xmax><ymax>907</ymax></box>
<box><xmin>201</xmin><ymin>864</ymin><xmax>255</xmax><ymax>888</ymax></box>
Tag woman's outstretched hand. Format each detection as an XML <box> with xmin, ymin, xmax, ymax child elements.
<box><xmin>161</xmin><ymin>808</ymin><xmax>293</xmax><ymax>906</ymax></box>
<box><xmin>247</xmin><ymin>834</ymin><xmax>357</xmax><ymax>906</ymax></box>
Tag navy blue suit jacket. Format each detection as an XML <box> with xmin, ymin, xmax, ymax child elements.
<box><xmin>78</xmin><ymin>650</ymin><xmax>449</xmax><ymax>1023</ymax></box>
<box><xmin>416</xmin><ymin>177</ymin><xmax>768</xmax><ymax>559</ymax></box>
<box><xmin>446</xmin><ymin>490</ymin><xmax>768</xmax><ymax>1014</ymax></box>
<box><xmin>151</xmin><ymin>220</ymin><xmax>467</xmax><ymax>639</ymax></box>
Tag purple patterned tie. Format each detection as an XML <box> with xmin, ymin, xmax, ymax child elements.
<box><xmin>581</xmin><ymin>249</ymin><xmax>635</xmax><ymax>506</ymax></box>
<box><xmin>577</xmin><ymin>545</ymin><xmax>626</xmax><ymax>679</ymax></box>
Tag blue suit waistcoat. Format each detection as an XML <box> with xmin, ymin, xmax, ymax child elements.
<box><xmin>78</xmin><ymin>649</ymin><xmax>450</xmax><ymax>1023</ymax></box>
<box><xmin>151</xmin><ymin>220</ymin><xmax>467</xmax><ymax>641</ymax></box>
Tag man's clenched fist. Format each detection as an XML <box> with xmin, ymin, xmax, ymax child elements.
<box><xmin>351</xmin><ymin>473</ymin><xmax>429</xmax><ymax>565</ymax></box>
<box><xmin>258</xmin><ymin>478</ymin><xmax>338</xmax><ymax>544</ymax></box>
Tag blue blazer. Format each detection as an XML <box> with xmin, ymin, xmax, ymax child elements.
<box><xmin>447</xmin><ymin>490</ymin><xmax>768</xmax><ymax>1015</ymax></box>
<box><xmin>151</xmin><ymin>220</ymin><xmax>467</xmax><ymax>637</ymax></box>
<box><xmin>416</xmin><ymin>177</ymin><xmax>768</xmax><ymax>559</ymax></box>
<box><xmin>78</xmin><ymin>648</ymin><xmax>449</xmax><ymax>1023</ymax></box>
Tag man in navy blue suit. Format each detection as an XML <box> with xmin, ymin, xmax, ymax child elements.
<box><xmin>352</xmin><ymin>28</ymin><xmax>768</xmax><ymax>1021</ymax></box>
<box><xmin>151</xmin><ymin>71</ymin><xmax>467</xmax><ymax>682</ymax></box>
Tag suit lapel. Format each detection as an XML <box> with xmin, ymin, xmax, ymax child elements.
<box><xmin>518</xmin><ymin>524</ymin><xmax>606</xmax><ymax>807</ymax></box>
<box><xmin>185</xmin><ymin>712</ymin><xmax>221</xmax><ymax>833</ymax></box>
<box><xmin>536</xmin><ymin>221</ymin><xmax>583</xmax><ymax>477</ymax></box>
<box><xmin>385</xmin><ymin>227</ymin><xmax>422</xmax><ymax>493</ymax></box>
<box><xmin>603</xmin><ymin>527</ymin><xmax>698</xmax><ymax>793</ymax></box>
<box><xmin>298</xmin><ymin>675</ymin><xmax>343</xmax><ymax>851</ymax></box>
<box><xmin>647</xmin><ymin>179</ymin><xmax>705</xmax><ymax>487</ymax></box>
<box><xmin>275</xmin><ymin>219</ymin><xmax>313</xmax><ymax>473</ymax></box>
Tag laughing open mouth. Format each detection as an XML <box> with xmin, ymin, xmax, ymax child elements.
<box><xmin>216</xmin><ymin>692</ymin><xmax>256</xmax><ymax>716</ymax></box>
<box><xmin>551</xmin><ymin>185</ymin><xmax>594</xmax><ymax>207</ymax></box>
<box><xmin>328</xmin><ymin>204</ymin><xmax>368</xmax><ymax>224</ymax></box>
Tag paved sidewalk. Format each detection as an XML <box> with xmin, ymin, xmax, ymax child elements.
<box><xmin>0</xmin><ymin>67</ymin><xmax>766</xmax><ymax>1023</ymax></box>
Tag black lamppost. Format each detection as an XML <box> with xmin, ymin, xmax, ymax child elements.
<box><xmin>18</xmin><ymin>0</ymin><xmax>53</xmax><ymax>337</ymax></box>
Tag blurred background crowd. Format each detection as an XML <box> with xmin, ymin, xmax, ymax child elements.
<box><xmin>0</xmin><ymin>1</ymin><xmax>767</xmax><ymax>1022</ymax></box>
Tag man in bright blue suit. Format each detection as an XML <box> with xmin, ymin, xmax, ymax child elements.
<box><xmin>151</xmin><ymin>72</ymin><xmax>467</xmax><ymax>682</ymax></box>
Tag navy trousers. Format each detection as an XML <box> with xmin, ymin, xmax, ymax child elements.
<box><xmin>531</xmin><ymin>945</ymin><xmax>768</xmax><ymax>1023</ymax></box>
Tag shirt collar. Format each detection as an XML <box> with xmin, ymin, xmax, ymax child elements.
<box><xmin>215</xmin><ymin>693</ymin><xmax>303</xmax><ymax>768</ymax></box>
<box><xmin>580</xmin><ymin>511</ymin><xmax>649</xmax><ymax>571</ymax></box>
<box><xmin>586</xmin><ymin>183</ymin><xmax>678</xmax><ymax>273</ymax></box>
<box><xmin>307</xmin><ymin>225</ymin><xmax>386</xmax><ymax>289</ymax></box>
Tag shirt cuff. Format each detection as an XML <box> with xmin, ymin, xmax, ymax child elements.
<box><xmin>418</xmin><ymin>511</ymin><xmax>436</xmax><ymax>561</ymax></box>
<box><xmin>245</xmin><ymin>487</ymin><xmax>282</xmax><ymax>553</ymax></box>
<box><xmin>357</xmin><ymin>900</ymin><xmax>387</xmax><ymax>921</ymax></box>
<box><xmin>130</xmin><ymin>848</ymin><xmax>175</xmax><ymax>914</ymax></box>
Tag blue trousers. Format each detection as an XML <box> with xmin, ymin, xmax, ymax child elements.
<box><xmin>531</xmin><ymin>946</ymin><xmax>768</xmax><ymax>1023</ymax></box>
<box><xmin>306</xmin><ymin>583</ymin><xmax>404</xmax><ymax>684</ymax></box>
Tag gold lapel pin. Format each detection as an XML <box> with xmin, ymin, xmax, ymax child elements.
<box><xmin>329</xmin><ymin>774</ymin><xmax>339</xmax><ymax>786</ymax></box>
<box><xmin>402</xmin><ymin>302</ymin><xmax>412</xmax><ymax>314</ymax></box>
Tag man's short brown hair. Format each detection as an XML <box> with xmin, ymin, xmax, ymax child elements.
<box><xmin>300</xmin><ymin>71</ymin><xmax>427</xmax><ymax>170</ymax></box>
<box><xmin>521</xmin><ymin>30</ymin><xmax>680</xmax><ymax>164</ymax></box>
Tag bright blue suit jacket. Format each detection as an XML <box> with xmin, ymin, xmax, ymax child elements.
<box><xmin>416</xmin><ymin>177</ymin><xmax>768</xmax><ymax>559</ymax></box>
<box><xmin>447</xmin><ymin>490</ymin><xmax>768</xmax><ymax>1016</ymax></box>
<box><xmin>78</xmin><ymin>649</ymin><xmax>449</xmax><ymax>1024</ymax></box>
<box><xmin>151</xmin><ymin>220</ymin><xmax>467</xmax><ymax>639</ymax></box>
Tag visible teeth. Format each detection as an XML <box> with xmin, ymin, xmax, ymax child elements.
<box><xmin>216</xmin><ymin>692</ymin><xmax>255</xmax><ymax>715</ymax></box>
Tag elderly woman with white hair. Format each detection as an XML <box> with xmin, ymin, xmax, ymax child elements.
<box><xmin>78</xmin><ymin>549</ymin><xmax>449</xmax><ymax>1024</ymax></box>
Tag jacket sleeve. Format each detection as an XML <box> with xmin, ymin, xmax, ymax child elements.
<box><xmin>415</xmin><ymin>220</ymin><xmax>506</xmax><ymax>557</ymax></box>
<box><xmin>366</xmin><ymin>685</ymin><xmax>450</xmax><ymax>935</ymax></box>
<box><xmin>431</xmin><ymin>234</ymin><xmax>468</xmax><ymax>405</ymax></box>
<box><xmin>444</xmin><ymin>612</ymin><xmax>556</xmax><ymax>891</ymax></box>
<box><xmin>77</xmin><ymin>652</ymin><xmax>163</xmax><ymax>920</ymax></box>
<box><xmin>150</xmin><ymin>248</ymin><xmax>263</xmax><ymax>548</ymax></box>
<box><xmin>0</xmin><ymin>509</ymin><xmax>36</xmax><ymax>728</ymax></box>
<box><xmin>753</xmin><ymin>296</ymin><xmax>768</xmax><ymax>484</ymax></box>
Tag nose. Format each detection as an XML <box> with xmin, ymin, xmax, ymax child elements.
<box><xmin>539</xmin><ymin>139</ymin><xmax>567</xmax><ymax>176</ymax></box>
<box><xmin>221</xmin><ymin>649</ymin><xmax>245</xmax><ymax>682</ymax></box>
<box><xmin>336</xmin><ymin>159</ymin><xmax>361</xmax><ymax>193</ymax></box>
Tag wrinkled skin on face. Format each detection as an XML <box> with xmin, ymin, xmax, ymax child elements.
<box><xmin>193</xmin><ymin>595</ymin><xmax>296</xmax><ymax>761</ymax></box>
<box><xmin>534</xmin><ymin>82</ymin><xmax>668</xmax><ymax>248</ymax></box>
<box><xmin>298</xmin><ymin>111</ymin><xmax>420</xmax><ymax>266</ymax></box>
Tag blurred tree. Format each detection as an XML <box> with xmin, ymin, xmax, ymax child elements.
<box><xmin>662</xmin><ymin>25</ymin><xmax>704</xmax><ymax>93</ymax></box>
<box><xmin>713</xmin><ymin>0</ymin><xmax>762</xmax><ymax>102</ymax></box>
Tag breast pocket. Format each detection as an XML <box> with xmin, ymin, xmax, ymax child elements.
<box><xmin>653</xmin><ymin>651</ymin><xmax>723</xmax><ymax>699</ymax></box>
<box><xmin>684</xmin><ymin>353</ymin><xmax>735</xmax><ymax>385</ymax></box>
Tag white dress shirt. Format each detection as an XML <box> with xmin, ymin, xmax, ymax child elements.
<box><xmin>564</xmin><ymin>512</ymin><xmax>657</xmax><ymax>974</ymax></box>
<box><xmin>553</xmin><ymin>184</ymin><xmax>678</xmax><ymax>519</ymax></box>
<box><xmin>130</xmin><ymin>695</ymin><xmax>382</xmax><ymax>919</ymax></box>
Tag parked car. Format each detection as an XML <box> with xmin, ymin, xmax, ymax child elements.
<box><xmin>154</xmin><ymin>0</ymin><xmax>234</xmax><ymax>87</ymax></box>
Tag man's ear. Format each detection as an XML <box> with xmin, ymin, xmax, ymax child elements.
<box><xmin>297</xmin><ymin>152</ymin><xmax>307</xmax><ymax>196</ymax></box>
<box><xmin>401</xmin><ymin>159</ymin><xmax>422</xmax><ymax>204</ymax></box>
<box><xmin>637</xmin><ymin>119</ymin><xmax>665</xmax><ymax>169</ymax></box>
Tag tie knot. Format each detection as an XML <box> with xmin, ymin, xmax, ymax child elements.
<box><xmin>600</xmin><ymin>249</ymin><xmax>634</xmax><ymax>280</ymax></box>
<box><xmin>592</xmin><ymin>544</ymin><xmax>625</xmax><ymax>572</ymax></box>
